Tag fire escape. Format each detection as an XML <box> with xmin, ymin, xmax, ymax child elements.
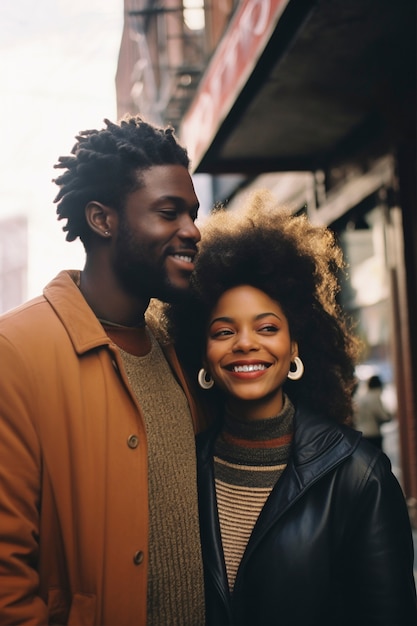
<box><xmin>125</xmin><ymin>2</ymin><xmax>209</xmax><ymax>130</ymax></box>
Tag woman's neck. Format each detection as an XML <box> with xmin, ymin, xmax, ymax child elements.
<box><xmin>225</xmin><ymin>392</ymin><xmax>285</xmax><ymax>422</ymax></box>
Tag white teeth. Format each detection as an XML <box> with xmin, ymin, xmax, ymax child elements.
<box><xmin>174</xmin><ymin>254</ymin><xmax>192</xmax><ymax>263</ymax></box>
<box><xmin>233</xmin><ymin>364</ymin><xmax>267</xmax><ymax>372</ymax></box>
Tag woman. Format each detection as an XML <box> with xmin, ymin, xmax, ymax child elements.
<box><xmin>165</xmin><ymin>191</ymin><xmax>416</xmax><ymax>626</ymax></box>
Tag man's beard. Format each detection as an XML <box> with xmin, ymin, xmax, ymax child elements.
<box><xmin>115</xmin><ymin>259</ymin><xmax>187</xmax><ymax>304</ymax></box>
<box><xmin>112</xmin><ymin>219</ymin><xmax>189</xmax><ymax>304</ymax></box>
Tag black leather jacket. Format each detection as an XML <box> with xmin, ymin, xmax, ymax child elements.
<box><xmin>197</xmin><ymin>406</ymin><xmax>417</xmax><ymax>626</ymax></box>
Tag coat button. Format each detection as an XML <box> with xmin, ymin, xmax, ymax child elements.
<box><xmin>133</xmin><ymin>550</ymin><xmax>144</xmax><ymax>565</ymax></box>
<box><xmin>127</xmin><ymin>435</ymin><xmax>139</xmax><ymax>449</ymax></box>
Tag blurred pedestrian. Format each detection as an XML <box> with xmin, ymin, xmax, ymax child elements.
<box><xmin>354</xmin><ymin>374</ymin><xmax>392</xmax><ymax>449</ymax></box>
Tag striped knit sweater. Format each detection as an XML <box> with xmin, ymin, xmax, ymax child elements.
<box><xmin>214</xmin><ymin>395</ymin><xmax>294</xmax><ymax>591</ymax></box>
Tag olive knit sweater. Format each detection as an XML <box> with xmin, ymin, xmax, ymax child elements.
<box><xmin>105</xmin><ymin>325</ymin><xmax>205</xmax><ymax>626</ymax></box>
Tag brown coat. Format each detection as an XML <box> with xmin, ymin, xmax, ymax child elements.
<box><xmin>0</xmin><ymin>270</ymin><xmax>206</xmax><ymax>625</ymax></box>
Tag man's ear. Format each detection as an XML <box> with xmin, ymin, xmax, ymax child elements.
<box><xmin>85</xmin><ymin>201</ymin><xmax>117</xmax><ymax>239</ymax></box>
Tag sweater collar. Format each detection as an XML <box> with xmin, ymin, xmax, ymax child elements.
<box><xmin>198</xmin><ymin>402</ymin><xmax>361</xmax><ymax>474</ymax></box>
<box><xmin>222</xmin><ymin>395</ymin><xmax>295</xmax><ymax>443</ymax></box>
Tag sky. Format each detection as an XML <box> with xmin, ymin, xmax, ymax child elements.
<box><xmin>0</xmin><ymin>0</ymin><xmax>124</xmax><ymax>297</ymax></box>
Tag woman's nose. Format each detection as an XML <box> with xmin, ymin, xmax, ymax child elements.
<box><xmin>232</xmin><ymin>331</ymin><xmax>259</xmax><ymax>352</ymax></box>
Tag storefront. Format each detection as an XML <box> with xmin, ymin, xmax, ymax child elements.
<box><xmin>116</xmin><ymin>0</ymin><xmax>416</xmax><ymax>498</ymax></box>
<box><xmin>178</xmin><ymin>0</ymin><xmax>417</xmax><ymax>498</ymax></box>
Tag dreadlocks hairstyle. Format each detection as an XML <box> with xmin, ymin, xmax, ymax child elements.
<box><xmin>53</xmin><ymin>115</ymin><xmax>190</xmax><ymax>248</ymax></box>
<box><xmin>165</xmin><ymin>190</ymin><xmax>361</xmax><ymax>424</ymax></box>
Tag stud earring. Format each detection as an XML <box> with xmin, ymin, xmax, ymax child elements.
<box><xmin>198</xmin><ymin>368</ymin><xmax>214</xmax><ymax>390</ymax></box>
<box><xmin>287</xmin><ymin>356</ymin><xmax>304</xmax><ymax>381</ymax></box>
<box><xmin>104</xmin><ymin>230</ymin><xmax>111</xmax><ymax>236</ymax></box>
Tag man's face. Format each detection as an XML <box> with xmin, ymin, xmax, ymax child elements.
<box><xmin>112</xmin><ymin>164</ymin><xmax>201</xmax><ymax>303</ymax></box>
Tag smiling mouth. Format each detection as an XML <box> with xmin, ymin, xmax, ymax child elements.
<box><xmin>173</xmin><ymin>253</ymin><xmax>194</xmax><ymax>263</ymax></box>
<box><xmin>228</xmin><ymin>363</ymin><xmax>270</xmax><ymax>373</ymax></box>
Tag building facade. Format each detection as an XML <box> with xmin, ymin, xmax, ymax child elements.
<box><xmin>116</xmin><ymin>0</ymin><xmax>417</xmax><ymax>500</ymax></box>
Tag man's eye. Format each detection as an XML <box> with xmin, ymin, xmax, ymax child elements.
<box><xmin>161</xmin><ymin>210</ymin><xmax>178</xmax><ymax>219</ymax></box>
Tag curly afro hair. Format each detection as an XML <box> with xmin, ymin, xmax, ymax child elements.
<box><xmin>165</xmin><ymin>190</ymin><xmax>361</xmax><ymax>424</ymax></box>
<box><xmin>53</xmin><ymin>115</ymin><xmax>190</xmax><ymax>248</ymax></box>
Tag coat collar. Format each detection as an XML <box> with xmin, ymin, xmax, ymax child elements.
<box><xmin>43</xmin><ymin>270</ymin><xmax>173</xmax><ymax>357</ymax></box>
<box><xmin>43</xmin><ymin>270</ymin><xmax>111</xmax><ymax>355</ymax></box>
<box><xmin>291</xmin><ymin>403</ymin><xmax>362</xmax><ymax>483</ymax></box>
<box><xmin>43</xmin><ymin>270</ymin><xmax>207</xmax><ymax>434</ymax></box>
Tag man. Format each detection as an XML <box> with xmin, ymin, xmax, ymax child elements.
<box><xmin>0</xmin><ymin>116</ymin><xmax>207</xmax><ymax>625</ymax></box>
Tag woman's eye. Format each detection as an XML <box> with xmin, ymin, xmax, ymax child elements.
<box><xmin>210</xmin><ymin>328</ymin><xmax>234</xmax><ymax>339</ymax></box>
<box><xmin>258</xmin><ymin>325</ymin><xmax>278</xmax><ymax>333</ymax></box>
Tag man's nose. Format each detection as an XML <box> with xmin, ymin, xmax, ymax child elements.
<box><xmin>179</xmin><ymin>215</ymin><xmax>201</xmax><ymax>243</ymax></box>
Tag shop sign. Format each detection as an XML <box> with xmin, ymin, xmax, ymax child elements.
<box><xmin>180</xmin><ymin>0</ymin><xmax>290</xmax><ymax>169</ymax></box>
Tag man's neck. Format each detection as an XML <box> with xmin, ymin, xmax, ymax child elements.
<box><xmin>79</xmin><ymin>268</ymin><xmax>148</xmax><ymax>328</ymax></box>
